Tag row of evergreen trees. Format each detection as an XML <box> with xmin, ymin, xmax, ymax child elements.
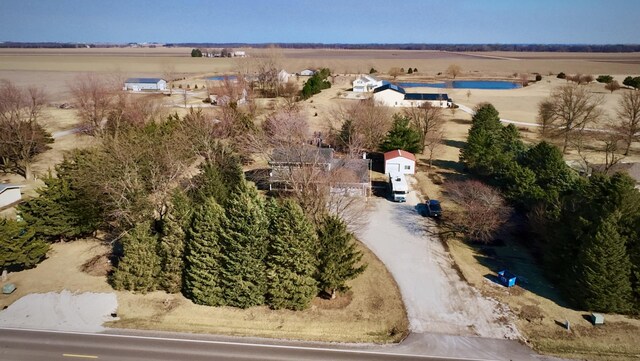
<box><xmin>110</xmin><ymin>156</ymin><xmax>366</xmax><ymax>310</ymax></box>
<box><xmin>460</xmin><ymin>103</ymin><xmax>640</xmax><ymax>314</ymax></box>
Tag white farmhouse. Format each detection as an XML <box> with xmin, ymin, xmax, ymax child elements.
<box><xmin>373</xmin><ymin>84</ymin><xmax>452</xmax><ymax>108</ymax></box>
<box><xmin>123</xmin><ymin>78</ymin><xmax>167</xmax><ymax>92</ymax></box>
<box><xmin>0</xmin><ymin>184</ymin><xmax>23</xmax><ymax>208</ymax></box>
<box><xmin>233</xmin><ymin>51</ymin><xmax>246</xmax><ymax>57</ymax></box>
<box><xmin>384</xmin><ymin>149</ymin><xmax>416</xmax><ymax>175</ymax></box>
<box><xmin>352</xmin><ymin>74</ymin><xmax>385</xmax><ymax>92</ymax></box>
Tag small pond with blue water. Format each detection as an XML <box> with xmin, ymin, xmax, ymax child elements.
<box><xmin>398</xmin><ymin>80</ymin><xmax>521</xmax><ymax>90</ymax></box>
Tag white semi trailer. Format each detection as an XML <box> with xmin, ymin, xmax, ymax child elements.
<box><xmin>389</xmin><ymin>173</ymin><xmax>409</xmax><ymax>202</ymax></box>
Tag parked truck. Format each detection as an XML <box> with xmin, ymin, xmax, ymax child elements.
<box><xmin>389</xmin><ymin>173</ymin><xmax>409</xmax><ymax>202</ymax></box>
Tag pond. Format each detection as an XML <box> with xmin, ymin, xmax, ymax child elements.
<box><xmin>398</xmin><ymin>80</ymin><xmax>521</xmax><ymax>90</ymax></box>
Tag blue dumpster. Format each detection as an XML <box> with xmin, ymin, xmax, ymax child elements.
<box><xmin>497</xmin><ymin>270</ymin><xmax>516</xmax><ymax>287</ymax></box>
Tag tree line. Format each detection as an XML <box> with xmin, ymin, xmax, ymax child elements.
<box><xmin>162</xmin><ymin>43</ymin><xmax>640</xmax><ymax>53</ymax></box>
<box><xmin>460</xmin><ymin>103</ymin><xmax>640</xmax><ymax>314</ymax></box>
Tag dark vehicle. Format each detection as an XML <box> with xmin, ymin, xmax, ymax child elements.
<box><xmin>423</xmin><ymin>200</ymin><xmax>442</xmax><ymax>217</ymax></box>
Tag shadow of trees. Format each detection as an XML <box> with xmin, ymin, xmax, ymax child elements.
<box><xmin>444</xmin><ymin>139</ymin><xmax>466</xmax><ymax>149</ymax></box>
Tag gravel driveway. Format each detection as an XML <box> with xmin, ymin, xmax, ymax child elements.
<box><xmin>357</xmin><ymin>179</ymin><xmax>519</xmax><ymax>339</ymax></box>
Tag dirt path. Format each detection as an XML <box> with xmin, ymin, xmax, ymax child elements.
<box><xmin>357</xmin><ymin>180</ymin><xmax>520</xmax><ymax>339</ymax></box>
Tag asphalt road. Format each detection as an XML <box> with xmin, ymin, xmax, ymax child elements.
<box><xmin>0</xmin><ymin>328</ymin><xmax>492</xmax><ymax>361</ymax></box>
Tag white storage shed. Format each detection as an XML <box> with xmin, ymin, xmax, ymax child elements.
<box><xmin>384</xmin><ymin>149</ymin><xmax>416</xmax><ymax>175</ymax></box>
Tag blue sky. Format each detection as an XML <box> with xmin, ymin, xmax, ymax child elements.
<box><xmin>1</xmin><ymin>0</ymin><xmax>639</xmax><ymax>44</ymax></box>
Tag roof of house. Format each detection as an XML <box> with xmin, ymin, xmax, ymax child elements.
<box><xmin>404</xmin><ymin>93</ymin><xmax>450</xmax><ymax>101</ymax></box>
<box><xmin>592</xmin><ymin>162</ymin><xmax>640</xmax><ymax>183</ymax></box>
<box><xmin>0</xmin><ymin>184</ymin><xmax>23</xmax><ymax>194</ymax></box>
<box><xmin>331</xmin><ymin>159</ymin><xmax>371</xmax><ymax>184</ymax></box>
<box><xmin>271</xmin><ymin>147</ymin><xmax>334</xmax><ymax>164</ymax></box>
<box><xmin>373</xmin><ymin>83</ymin><xmax>406</xmax><ymax>94</ymax></box>
<box><xmin>124</xmin><ymin>78</ymin><xmax>165</xmax><ymax>84</ymax></box>
<box><xmin>356</xmin><ymin>74</ymin><xmax>381</xmax><ymax>83</ymax></box>
<box><xmin>384</xmin><ymin>149</ymin><xmax>416</xmax><ymax>162</ymax></box>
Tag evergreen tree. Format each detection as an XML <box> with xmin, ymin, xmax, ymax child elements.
<box><xmin>316</xmin><ymin>215</ymin><xmax>367</xmax><ymax>299</ymax></box>
<box><xmin>265</xmin><ymin>199</ymin><xmax>318</xmax><ymax>310</ymax></box>
<box><xmin>18</xmin><ymin>157</ymin><xmax>102</xmax><ymax>241</ymax></box>
<box><xmin>0</xmin><ymin>218</ymin><xmax>49</xmax><ymax>271</ymax></box>
<box><xmin>158</xmin><ymin>209</ymin><xmax>186</xmax><ymax>293</ymax></box>
<box><xmin>111</xmin><ymin>222</ymin><xmax>160</xmax><ymax>293</ymax></box>
<box><xmin>189</xmin><ymin>156</ymin><xmax>243</xmax><ymax>206</ymax></box>
<box><xmin>220</xmin><ymin>180</ymin><xmax>269</xmax><ymax>308</ymax></box>
<box><xmin>183</xmin><ymin>198</ymin><xmax>226</xmax><ymax>306</ymax></box>
<box><xmin>519</xmin><ymin>141</ymin><xmax>576</xmax><ymax>206</ymax></box>
<box><xmin>460</xmin><ymin>104</ymin><xmax>505</xmax><ymax>175</ymax></box>
<box><xmin>379</xmin><ymin>114</ymin><xmax>421</xmax><ymax>154</ymax></box>
<box><xmin>575</xmin><ymin>214</ymin><xmax>633</xmax><ymax>313</ymax></box>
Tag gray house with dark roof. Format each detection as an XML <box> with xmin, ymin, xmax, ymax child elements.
<box><xmin>269</xmin><ymin>147</ymin><xmax>371</xmax><ymax>196</ymax></box>
<box><xmin>373</xmin><ymin>83</ymin><xmax>451</xmax><ymax>108</ymax></box>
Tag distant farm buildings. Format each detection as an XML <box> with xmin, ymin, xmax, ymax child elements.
<box><xmin>352</xmin><ymin>74</ymin><xmax>386</xmax><ymax>92</ymax></box>
<box><xmin>123</xmin><ymin>78</ymin><xmax>167</xmax><ymax>92</ymax></box>
<box><xmin>373</xmin><ymin>84</ymin><xmax>452</xmax><ymax>108</ymax></box>
<box><xmin>298</xmin><ymin>69</ymin><xmax>316</xmax><ymax>76</ymax></box>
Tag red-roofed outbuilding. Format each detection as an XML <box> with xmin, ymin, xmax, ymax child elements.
<box><xmin>384</xmin><ymin>149</ymin><xmax>416</xmax><ymax>175</ymax></box>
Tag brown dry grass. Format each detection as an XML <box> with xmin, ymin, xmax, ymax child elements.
<box><xmin>0</xmin><ymin>240</ymin><xmax>112</xmax><ymax>309</ymax></box>
<box><xmin>110</xmin><ymin>240</ymin><xmax>408</xmax><ymax>343</ymax></box>
<box><xmin>2</xmin><ymin>238</ymin><xmax>407</xmax><ymax>343</ymax></box>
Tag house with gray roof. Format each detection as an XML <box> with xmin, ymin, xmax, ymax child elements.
<box><xmin>123</xmin><ymin>78</ymin><xmax>167</xmax><ymax>92</ymax></box>
<box><xmin>269</xmin><ymin>147</ymin><xmax>370</xmax><ymax>196</ymax></box>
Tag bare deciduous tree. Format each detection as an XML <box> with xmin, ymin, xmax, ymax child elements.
<box><xmin>388</xmin><ymin>67</ymin><xmax>402</xmax><ymax>80</ymax></box>
<box><xmin>404</xmin><ymin>103</ymin><xmax>445</xmax><ymax>154</ymax></box>
<box><xmin>536</xmin><ymin>99</ymin><xmax>555</xmax><ymax>140</ymax></box>
<box><xmin>424</xmin><ymin>129</ymin><xmax>444</xmax><ymax>167</ymax></box>
<box><xmin>537</xmin><ymin>84</ymin><xmax>604</xmax><ymax>153</ymax></box>
<box><xmin>0</xmin><ymin>80</ymin><xmax>51</xmax><ymax>179</ymax></box>
<box><xmin>106</xmin><ymin>93</ymin><xmax>165</xmax><ymax>138</ymax></box>
<box><xmin>615</xmin><ymin>90</ymin><xmax>640</xmax><ymax>155</ymax></box>
<box><xmin>446</xmin><ymin>64</ymin><xmax>462</xmax><ymax>79</ymax></box>
<box><xmin>329</xmin><ymin>98</ymin><xmax>391</xmax><ymax>156</ymax></box>
<box><xmin>68</xmin><ymin>73</ymin><xmax>117</xmax><ymax>134</ymax></box>
<box><xmin>254</xmin><ymin>46</ymin><xmax>283</xmax><ymax>97</ymax></box>
<box><xmin>444</xmin><ymin>180</ymin><xmax>512</xmax><ymax>244</ymax></box>
<box><xmin>597</xmin><ymin>131</ymin><xmax>625</xmax><ymax>172</ymax></box>
<box><xmin>605</xmin><ymin>80</ymin><xmax>621</xmax><ymax>93</ymax></box>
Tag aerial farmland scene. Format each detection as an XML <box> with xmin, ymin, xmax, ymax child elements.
<box><xmin>1</xmin><ymin>1</ymin><xmax>639</xmax><ymax>360</ymax></box>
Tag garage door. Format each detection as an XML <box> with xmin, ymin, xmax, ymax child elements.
<box><xmin>386</xmin><ymin>163</ymin><xmax>401</xmax><ymax>173</ymax></box>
